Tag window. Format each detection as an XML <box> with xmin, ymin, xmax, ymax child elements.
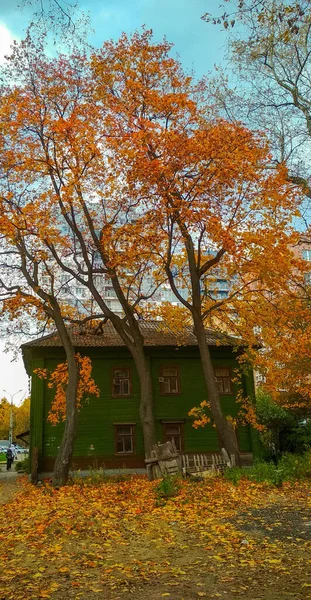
<box><xmin>112</xmin><ymin>368</ymin><xmax>131</xmax><ymax>396</ymax></box>
<box><xmin>159</xmin><ymin>366</ymin><xmax>180</xmax><ymax>394</ymax></box>
<box><xmin>115</xmin><ymin>424</ymin><xmax>135</xmax><ymax>454</ymax></box>
<box><xmin>302</xmin><ymin>250</ymin><xmax>311</xmax><ymax>261</ymax></box>
<box><xmin>215</xmin><ymin>367</ymin><xmax>232</xmax><ymax>394</ymax></box>
<box><xmin>76</xmin><ymin>287</ymin><xmax>87</xmax><ymax>298</ymax></box>
<box><xmin>163</xmin><ymin>422</ymin><xmax>183</xmax><ymax>451</ymax></box>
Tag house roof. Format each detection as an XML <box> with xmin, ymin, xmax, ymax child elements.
<box><xmin>21</xmin><ymin>320</ymin><xmax>240</xmax><ymax>350</ymax></box>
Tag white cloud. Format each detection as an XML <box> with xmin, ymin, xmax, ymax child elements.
<box><xmin>0</xmin><ymin>22</ymin><xmax>19</xmax><ymax>64</ymax></box>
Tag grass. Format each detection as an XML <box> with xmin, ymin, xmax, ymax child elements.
<box><xmin>224</xmin><ymin>450</ymin><xmax>311</xmax><ymax>486</ymax></box>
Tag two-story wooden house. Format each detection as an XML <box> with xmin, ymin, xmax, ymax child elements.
<box><xmin>22</xmin><ymin>322</ymin><xmax>259</xmax><ymax>475</ymax></box>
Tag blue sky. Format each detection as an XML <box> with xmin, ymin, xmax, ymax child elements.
<box><xmin>0</xmin><ymin>0</ymin><xmax>228</xmax><ymax>400</ymax></box>
<box><xmin>0</xmin><ymin>0</ymin><xmax>228</xmax><ymax>76</ymax></box>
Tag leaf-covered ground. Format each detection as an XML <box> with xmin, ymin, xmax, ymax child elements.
<box><xmin>1</xmin><ymin>475</ymin><xmax>311</xmax><ymax>600</ymax></box>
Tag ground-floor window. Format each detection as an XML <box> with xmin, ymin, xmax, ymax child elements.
<box><xmin>115</xmin><ymin>424</ymin><xmax>135</xmax><ymax>454</ymax></box>
<box><xmin>163</xmin><ymin>422</ymin><xmax>184</xmax><ymax>452</ymax></box>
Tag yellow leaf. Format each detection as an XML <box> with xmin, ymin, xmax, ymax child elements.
<box><xmin>268</xmin><ymin>559</ymin><xmax>281</xmax><ymax>564</ymax></box>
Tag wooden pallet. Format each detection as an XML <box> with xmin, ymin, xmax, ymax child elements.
<box><xmin>181</xmin><ymin>449</ymin><xmax>235</xmax><ymax>476</ymax></box>
<box><xmin>145</xmin><ymin>440</ymin><xmax>181</xmax><ymax>480</ymax></box>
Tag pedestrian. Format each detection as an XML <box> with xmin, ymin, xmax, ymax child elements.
<box><xmin>6</xmin><ymin>447</ymin><xmax>14</xmax><ymax>471</ymax></box>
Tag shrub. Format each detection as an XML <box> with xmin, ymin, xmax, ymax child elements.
<box><xmin>155</xmin><ymin>475</ymin><xmax>181</xmax><ymax>499</ymax></box>
<box><xmin>15</xmin><ymin>456</ymin><xmax>29</xmax><ymax>473</ymax></box>
<box><xmin>277</xmin><ymin>451</ymin><xmax>311</xmax><ymax>480</ymax></box>
<box><xmin>224</xmin><ymin>450</ymin><xmax>311</xmax><ymax>486</ymax></box>
<box><xmin>224</xmin><ymin>461</ymin><xmax>280</xmax><ymax>485</ymax></box>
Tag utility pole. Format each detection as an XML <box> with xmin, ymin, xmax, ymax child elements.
<box><xmin>3</xmin><ymin>389</ymin><xmax>23</xmax><ymax>445</ymax></box>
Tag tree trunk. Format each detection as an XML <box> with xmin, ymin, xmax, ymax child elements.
<box><xmin>52</xmin><ymin>351</ymin><xmax>79</xmax><ymax>486</ymax></box>
<box><xmin>132</xmin><ymin>351</ymin><xmax>156</xmax><ymax>456</ymax></box>
<box><xmin>51</xmin><ymin>303</ymin><xmax>79</xmax><ymax>486</ymax></box>
<box><xmin>193</xmin><ymin>313</ymin><xmax>241</xmax><ymax>466</ymax></box>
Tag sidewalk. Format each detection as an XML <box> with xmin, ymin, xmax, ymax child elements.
<box><xmin>0</xmin><ymin>468</ymin><xmax>20</xmax><ymax>480</ymax></box>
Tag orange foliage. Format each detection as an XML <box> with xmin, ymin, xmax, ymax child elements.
<box><xmin>0</xmin><ymin>29</ymin><xmax>309</xmax><ymax>437</ymax></box>
<box><xmin>189</xmin><ymin>393</ymin><xmax>266</xmax><ymax>432</ymax></box>
<box><xmin>90</xmin><ymin>30</ymin><xmax>307</xmax><ymax>418</ymax></box>
<box><xmin>34</xmin><ymin>354</ymin><xmax>100</xmax><ymax>425</ymax></box>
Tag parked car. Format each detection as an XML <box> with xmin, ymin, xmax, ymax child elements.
<box><xmin>0</xmin><ymin>440</ymin><xmax>10</xmax><ymax>449</ymax></box>
<box><xmin>13</xmin><ymin>445</ymin><xmax>28</xmax><ymax>454</ymax></box>
<box><xmin>0</xmin><ymin>442</ymin><xmax>10</xmax><ymax>454</ymax></box>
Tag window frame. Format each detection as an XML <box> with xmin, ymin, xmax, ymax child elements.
<box><xmin>114</xmin><ymin>423</ymin><xmax>136</xmax><ymax>455</ymax></box>
<box><xmin>214</xmin><ymin>366</ymin><xmax>233</xmax><ymax>395</ymax></box>
<box><xmin>162</xmin><ymin>421</ymin><xmax>184</xmax><ymax>452</ymax></box>
<box><xmin>112</xmin><ymin>367</ymin><xmax>132</xmax><ymax>398</ymax></box>
<box><xmin>159</xmin><ymin>365</ymin><xmax>181</xmax><ymax>396</ymax></box>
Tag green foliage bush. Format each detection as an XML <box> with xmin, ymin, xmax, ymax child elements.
<box><xmin>255</xmin><ymin>388</ymin><xmax>311</xmax><ymax>458</ymax></box>
<box><xmin>155</xmin><ymin>475</ymin><xmax>181</xmax><ymax>499</ymax></box>
<box><xmin>14</xmin><ymin>456</ymin><xmax>29</xmax><ymax>472</ymax></box>
<box><xmin>224</xmin><ymin>451</ymin><xmax>311</xmax><ymax>486</ymax></box>
<box><xmin>280</xmin><ymin>420</ymin><xmax>311</xmax><ymax>454</ymax></box>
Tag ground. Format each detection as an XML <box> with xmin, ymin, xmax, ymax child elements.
<box><xmin>1</xmin><ymin>475</ymin><xmax>311</xmax><ymax>600</ymax></box>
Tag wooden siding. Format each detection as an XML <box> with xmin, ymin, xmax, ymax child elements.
<box><xmin>30</xmin><ymin>345</ymin><xmax>255</xmax><ymax>471</ymax></box>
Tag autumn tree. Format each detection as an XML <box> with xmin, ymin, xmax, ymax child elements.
<box><xmin>0</xmin><ymin>235</ymin><xmax>89</xmax><ymax>485</ymax></box>
<box><xmin>88</xmin><ymin>31</ymin><xmax>305</xmax><ymax>463</ymax></box>
<box><xmin>14</xmin><ymin>396</ymin><xmax>30</xmax><ymax>440</ymax></box>
<box><xmin>0</xmin><ymin>35</ymin><xmax>164</xmax><ymax>480</ymax></box>
<box><xmin>14</xmin><ymin>0</ymin><xmax>91</xmax><ymax>48</ymax></box>
<box><xmin>199</xmin><ymin>0</ymin><xmax>311</xmax><ymax>410</ymax></box>
<box><xmin>203</xmin><ymin>0</ymin><xmax>311</xmax><ymax>207</ymax></box>
<box><xmin>1</xmin><ymin>30</ymin><xmax>305</xmax><ymax>468</ymax></box>
<box><xmin>0</xmin><ymin>396</ymin><xmax>30</xmax><ymax>442</ymax></box>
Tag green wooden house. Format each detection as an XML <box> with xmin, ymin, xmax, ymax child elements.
<box><xmin>21</xmin><ymin>322</ymin><xmax>259</xmax><ymax>475</ymax></box>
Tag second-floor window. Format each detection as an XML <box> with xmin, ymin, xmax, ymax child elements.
<box><xmin>302</xmin><ymin>249</ymin><xmax>311</xmax><ymax>261</ymax></box>
<box><xmin>159</xmin><ymin>366</ymin><xmax>180</xmax><ymax>395</ymax></box>
<box><xmin>215</xmin><ymin>367</ymin><xmax>232</xmax><ymax>394</ymax></box>
<box><xmin>112</xmin><ymin>368</ymin><xmax>131</xmax><ymax>397</ymax></box>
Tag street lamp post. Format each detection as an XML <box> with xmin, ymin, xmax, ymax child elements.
<box><xmin>2</xmin><ymin>389</ymin><xmax>23</xmax><ymax>445</ymax></box>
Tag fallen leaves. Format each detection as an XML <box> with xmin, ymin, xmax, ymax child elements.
<box><xmin>1</xmin><ymin>476</ymin><xmax>311</xmax><ymax>599</ymax></box>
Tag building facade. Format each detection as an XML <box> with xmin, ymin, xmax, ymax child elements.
<box><xmin>22</xmin><ymin>322</ymin><xmax>259</xmax><ymax>475</ymax></box>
